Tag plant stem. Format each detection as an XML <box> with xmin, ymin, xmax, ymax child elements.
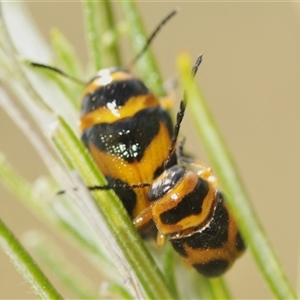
<box><xmin>103</xmin><ymin>0</ymin><xmax>122</xmax><ymax>66</ymax></box>
<box><xmin>53</xmin><ymin>116</ymin><xmax>175</xmax><ymax>299</ymax></box>
<box><xmin>0</xmin><ymin>218</ymin><xmax>63</xmax><ymax>300</ymax></box>
<box><xmin>83</xmin><ymin>0</ymin><xmax>103</xmax><ymax>72</ymax></box>
<box><xmin>177</xmin><ymin>52</ymin><xmax>296</xmax><ymax>300</ymax></box>
<box><xmin>26</xmin><ymin>231</ymin><xmax>99</xmax><ymax>299</ymax></box>
<box><xmin>120</xmin><ymin>1</ymin><xmax>165</xmax><ymax>96</ymax></box>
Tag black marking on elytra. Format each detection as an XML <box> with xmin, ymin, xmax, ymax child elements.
<box><xmin>184</xmin><ymin>194</ymin><xmax>229</xmax><ymax>249</ymax></box>
<box><xmin>170</xmin><ymin>193</ymin><xmax>229</xmax><ymax>261</ymax></box>
<box><xmin>170</xmin><ymin>237</ymin><xmax>188</xmax><ymax>257</ymax></box>
<box><xmin>105</xmin><ymin>176</ymin><xmax>137</xmax><ymax>217</ymax></box>
<box><xmin>81</xmin><ymin>78</ymin><xmax>149</xmax><ymax>114</ymax></box>
<box><xmin>193</xmin><ymin>259</ymin><xmax>229</xmax><ymax>277</ymax></box>
<box><xmin>159</xmin><ymin>177</ymin><xmax>209</xmax><ymax>225</ymax></box>
<box><xmin>235</xmin><ymin>231</ymin><xmax>246</xmax><ymax>252</ymax></box>
<box><xmin>82</xmin><ymin>107</ymin><xmax>173</xmax><ymax>163</ymax></box>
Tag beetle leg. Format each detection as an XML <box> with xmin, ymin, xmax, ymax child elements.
<box><xmin>133</xmin><ymin>207</ymin><xmax>152</xmax><ymax>229</ymax></box>
<box><xmin>156</xmin><ymin>231</ymin><xmax>166</xmax><ymax>247</ymax></box>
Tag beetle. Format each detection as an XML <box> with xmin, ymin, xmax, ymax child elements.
<box><xmin>80</xmin><ymin>66</ymin><xmax>176</xmax><ymax>221</ymax></box>
<box><xmin>134</xmin><ymin>159</ymin><xmax>246</xmax><ymax>277</ymax></box>
<box><xmin>131</xmin><ymin>54</ymin><xmax>246</xmax><ymax>277</ymax></box>
<box><xmin>35</xmin><ymin>10</ymin><xmax>179</xmax><ymax>234</ymax></box>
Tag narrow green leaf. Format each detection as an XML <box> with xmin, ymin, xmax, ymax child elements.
<box><xmin>83</xmin><ymin>1</ymin><xmax>119</xmax><ymax>72</ymax></box>
<box><xmin>50</xmin><ymin>27</ymin><xmax>82</xmax><ymax>78</ymax></box>
<box><xmin>50</xmin><ymin>28</ymin><xmax>84</xmax><ymax>108</ymax></box>
<box><xmin>0</xmin><ymin>153</ymin><xmax>110</xmax><ymax>270</ymax></box>
<box><xmin>102</xmin><ymin>0</ymin><xmax>122</xmax><ymax>66</ymax></box>
<box><xmin>191</xmin><ymin>275</ymin><xmax>232</xmax><ymax>300</ymax></box>
<box><xmin>0</xmin><ymin>4</ymin><xmax>51</xmax><ymax>112</ymax></box>
<box><xmin>0</xmin><ymin>218</ymin><xmax>63</xmax><ymax>300</ymax></box>
<box><xmin>177</xmin><ymin>52</ymin><xmax>296</xmax><ymax>299</ymax></box>
<box><xmin>0</xmin><ymin>153</ymin><xmax>33</xmax><ymax>205</ymax></box>
<box><xmin>107</xmin><ymin>283</ymin><xmax>134</xmax><ymax>300</ymax></box>
<box><xmin>207</xmin><ymin>277</ymin><xmax>232</xmax><ymax>299</ymax></box>
<box><xmin>52</xmin><ymin>116</ymin><xmax>175</xmax><ymax>299</ymax></box>
<box><xmin>163</xmin><ymin>244</ymin><xmax>179</xmax><ymax>299</ymax></box>
<box><xmin>25</xmin><ymin>231</ymin><xmax>99</xmax><ymax>299</ymax></box>
<box><xmin>120</xmin><ymin>1</ymin><xmax>165</xmax><ymax>96</ymax></box>
<box><xmin>82</xmin><ymin>0</ymin><xmax>103</xmax><ymax>72</ymax></box>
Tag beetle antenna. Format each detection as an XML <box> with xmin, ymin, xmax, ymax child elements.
<box><xmin>127</xmin><ymin>8</ymin><xmax>178</xmax><ymax>69</ymax></box>
<box><xmin>29</xmin><ymin>9</ymin><xmax>178</xmax><ymax>84</ymax></box>
<box><xmin>163</xmin><ymin>54</ymin><xmax>203</xmax><ymax>169</ymax></box>
<box><xmin>57</xmin><ymin>182</ymin><xmax>151</xmax><ymax>195</ymax></box>
<box><xmin>28</xmin><ymin>61</ymin><xmax>86</xmax><ymax>86</ymax></box>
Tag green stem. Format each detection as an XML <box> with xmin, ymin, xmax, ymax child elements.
<box><xmin>0</xmin><ymin>153</ymin><xmax>111</xmax><ymax>272</ymax></box>
<box><xmin>164</xmin><ymin>244</ymin><xmax>179</xmax><ymax>299</ymax></box>
<box><xmin>50</xmin><ymin>28</ymin><xmax>83</xmax><ymax>78</ymax></box>
<box><xmin>0</xmin><ymin>5</ymin><xmax>51</xmax><ymax>112</ymax></box>
<box><xmin>120</xmin><ymin>1</ymin><xmax>164</xmax><ymax>96</ymax></box>
<box><xmin>0</xmin><ymin>218</ymin><xmax>63</xmax><ymax>300</ymax></box>
<box><xmin>103</xmin><ymin>0</ymin><xmax>122</xmax><ymax>66</ymax></box>
<box><xmin>83</xmin><ymin>0</ymin><xmax>104</xmax><ymax>72</ymax></box>
<box><xmin>108</xmin><ymin>283</ymin><xmax>134</xmax><ymax>300</ymax></box>
<box><xmin>26</xmin><ymin>231</ymin><xmax>99</xmax><ymax>299</ymax></box>
<box><xmin>0</xmin><ymin>153</ymin><xmax>33</xmax><ymax>204</ymax></box>
<box><xmin>178</xmin><ymin>53</ymin><xmax>296</xmax><ymax>299</ymax></box>
<box><xmin>208</xmin><ymin>277</ymin><xmax>232</xmax><ymax>299</ymax></box>
<box><xmin>190</xmin><ymin>273</ymin><xmax>231</xmax><ymax>299</ymax></box>
<box><xmin>53</xmin><ymin>116</ymin><xmax>175</xmax><ymax>300</ymax></box>
<box><xmin>83</xmin><ymin>0</ymin><xmax>120</xmax><ymax>72</ymax></box>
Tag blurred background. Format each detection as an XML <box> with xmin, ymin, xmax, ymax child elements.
<box><xmin>1</xmin><ymin>2</ymin><xmax>300</xmax><ymax>299</ymax></box>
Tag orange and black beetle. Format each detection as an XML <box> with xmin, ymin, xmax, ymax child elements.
<box><xmin>80</xmin><ymin>67</ymin><xmax>176</xmax><ymax>220</ymax></box>
<box><xmin>134</xmin><ymin>162</ymin><xmax>245</xmax><ymax>277</ymax></box>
